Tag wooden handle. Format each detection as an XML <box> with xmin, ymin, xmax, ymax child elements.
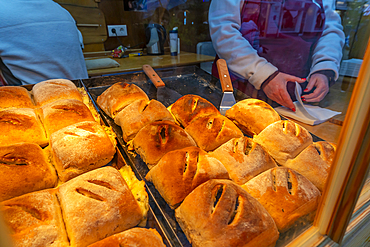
<box><xmin>142</xmin><ymin>64</ymin><xmax>165</xmax><ymax>88</ymax></box>
<box><xmin>216</xmin><ymin>59</ymin><xmax>233</xmax><ymax>93</ymax></box>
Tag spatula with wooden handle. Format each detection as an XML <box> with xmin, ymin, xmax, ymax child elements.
<box><xmin>216</xmin><ymin>59</ymin><xmax>236</xmax><ymax>115</ymax></box>
<box><xmin>142</xmin><ymin>64</ymin><xmax>182</xmax><ymax>107</ymax></box>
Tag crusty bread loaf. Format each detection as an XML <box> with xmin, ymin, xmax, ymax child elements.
<box><xmin>0</xmin><ymin>143</ymin><xmax>57</xmax><ymax>202</ymax></box>
<box><xmin>146</xmin><ymin>146</ymin><xmax>229</xmax><ymax>209</ymax></box>
<box><xmin>284</xmin><ymin>141</ymin><xmax>337</xmax><ymax>192</ymax></box>
<box><xmin>97</xmin><ymin>82</ymin><xmax>149</xmax><ymax>119</ymax></box>
<box><xmin>242</xmin><ymin>167</ymin><xmax>321</xmax><ymax>232</ymax></box>
<box><xmin>57</xmin><ymin>166</ymin><xmax>143</xmax><ymax>247</ymax></box>
<box><xmin>175</xmin><ymin>179</ymin><xmax>279</xmax><ymax>247</ymax></box>
<box><xmin>210</xmin><ymin>136</ymin><xmax>277</xmax><ymax>185</ymax></box>
<box><xmin>32</xmin><ymin>79</ymin><xmax>83</xmax><ymax>107</ymax></box>
<box><xmin>225</xmin><ymin>98</ymin><xmax>281</xmax><ymax>136</ymax></box>
<box><xmin>50</xmin><ymin>121</ymin><xmax>116</xmax><ymax>182</ymax></box>
<box><xmin>253</xmin><ymin>120</ymin><xmax>313</xmax><ymax>165</ymax></box>
<box><xmin>0</xmin><ymin>86</ymin><xmax>35</xmax><ymax>110</ymax></box>
<box><xmin>132</xmin><ymin>120</ymin><xmax>197</xmax><ymax>168</ymax></box>
<box><xmin>185</xmin><ymin>114</ymin><xmax>243</xmax><ymax>152</ymax></box>
<box><xmin>0</xmin><ymin>189</ymin><xmax>69</xmax><ymax>247</ymax></box>
<box><xmin>167</xmin><ymin>94</ymin><xmax>220</xmax><ymax>127</ymax></box>
<box><xmin>39</xmin><ymin>99</ymin><xmax>95</xmax><ymax>137</ymax></box>
<box><xmin>114</xmin><ymin>99</ymin><xmax>175</xmax><ymax>142</ymax></box>
<box><xmin>0</xmin><ymin>108</ymin><xmax>48</xmax><ymax>147</ymax></box>
<box><xmin>86</xmin><ymin>228</ymin><xmax>166</xmax><ymax>247</ymax></box>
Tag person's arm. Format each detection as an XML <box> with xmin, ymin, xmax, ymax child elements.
<box><xmin>209</xmin><ymin>0</ymin><xmax>278</xmax><ymax>90</ymax></box>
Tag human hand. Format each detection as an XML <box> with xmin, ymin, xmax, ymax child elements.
<box><xmin>262</xmin><ymin>72</ymin><xmax>306</xmax><ymax>111</ymax></box>
<box><xmin>302</xmin><ymin>73</ymin><xmax>329</xmax><ymax>102</ymax></box>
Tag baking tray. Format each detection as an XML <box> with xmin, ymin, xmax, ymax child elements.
<box><xmin>81</xmin><ymin>65</ymin><xmax>325</xmax><ymax>247</ymax></box>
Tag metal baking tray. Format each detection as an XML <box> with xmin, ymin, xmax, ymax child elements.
<box><xmin>81</xmin><ymin>65</ymin><xmax>325</xmax><ymax>247</ymax></box>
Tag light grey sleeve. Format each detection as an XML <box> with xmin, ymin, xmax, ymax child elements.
<box><xmin>208</xmin><ymin>0</ymin><xmax>278</xmax><ymax>90</ymax></box>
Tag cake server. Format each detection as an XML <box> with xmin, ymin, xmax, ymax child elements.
<box><xmin>142</xmin><ymin>64</ymin><xmax>182</xmax><ymax>107</ymax></box>
<box><xmin>217</xmin><ymin>59</ymin><xmax>236</xmax><ymax>115</ymax></box>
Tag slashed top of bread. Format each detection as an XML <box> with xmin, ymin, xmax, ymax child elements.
<box><xmin>0</xmin><ymin>86</ymin><xmax>35</xmax><ymax>110</ymax></box>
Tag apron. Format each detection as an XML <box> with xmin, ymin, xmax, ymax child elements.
<box><xmin>212</xmin><ymin>0</ymin><xmax>325</xmax><ymax>104</ymax></box>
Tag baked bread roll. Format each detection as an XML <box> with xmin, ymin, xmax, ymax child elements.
<box><xmin>32</xmin><ymin>79</ymin><xmax>83</xmax><ymax>107</ymax></box>
<box><xmin>0</xmin><ymin>86</ymin><xmax>35</xmax><ymax>110</ymax></box>
<box><xmin>175</xmin><ymin>179</ymin><xmax>279</xmax><ymax>247</ymax></box>
<box><xmin>0</xmin><ymin>108</ymin><xmax>48</xmax><ymax>147</ymax></box>
<box><xmin>132</xmin><ymin>120</ymin><xmax>197</xmax><ymax>168</ymax></box>
<box><xmin>242</xmin><ymin>167</ymin><xmax>321</xmax><ymax>232</ymax></box>
<box><xmin>0</xmin><ymin>143</ymin><xmax>57</xmax><ymax>202</ymax></box>
<box><xmin>97</xmin><ymin>82</ymin><xmax>149</xmax><ymax>119</ymax></box>
<box><xmin>284</xmin><ymin>141</ymin><xmax>337</xmax><ymax>192</ymax></box>
<box><xmin>0</xmin><ymin>189</ymin><xmax>69</xmax><ymax>247</ymax></box>
<box><xmin>146</xmin><ymin>146</ymin><xmax>229</xmax><ymax>209</ymax></box>
<box><xmin>167</xmin><ymin>94</ymin><xmax>220</xmax><ymax>127</ymax></box>
<box><xmin>39</xmin><ymin>99</ymin><xmax>95</xmax><ymax>137</ymax></box>
<box><xmin>87</xmin><ymin>228</ymin><xmax>166</xmax><ymax>247</ymax></box>
<box><xmin>225</xmin><ymin>98</ymin><xmax>281</xmax><ymax>136</ymax></box>
<box><xmin>210</xmin><ymin>136</ymin><xmax>277</xmax><ymax>185</ymax></box>
<box><xmin>114</xmin><ymin>99</ymin><xmax>175</xmax><ymax>142</ymax></box>
<box><xmin>253</xmin><ymin>120</ymin><xmax>313</xmax><ymax>165</ymax></box>
<box><xmin>50</xmin><ymin>121</ymin><xmax>116</xmax><ymax>182</ymax></box>
<box><xmin>57</xmin><ymin>166</ymin><xmax>143</xmax><ymax>247</ymax></box>
<box><xmin>185</xmin><ymin>114</ymin><xmax>243</xmax><ymax>152</ymax></box>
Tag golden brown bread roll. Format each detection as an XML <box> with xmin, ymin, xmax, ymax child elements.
<box><xmin>97</xmin><ymin>82</ymin><xmax>149</xmax><ymax>119</ymax></box>
<box><xmin>0</xmin><ymin>189</ymin><xmax>69</xmax><ymax>247</ymax></box>
<box><xmin>114</xmin><ymin>99</ymin><xmax>175</xmax><ymax>142</ymax></box>
<box><xmin>242</xmin><ymin>167</ymin><xmax>321</xmax><ymax>232</ymax></box>
<box><xmin>185</xmin><ymin>114</ymin><xmax>243</xmax><ymax>152</ymax></box>
<box><xmin>57</xmin><ymin>166</ymin><xmax>143</xmax><ymax>247</ymax></box>
<box><xmin>0</xmin><ymin>108</ymin><xmax>48</xmax><ymax>147</ymax></box>
<box><xmin>87</xmin><ymin>228</ymin><xmax>166</xmax><ymax>247</ymax></box>
<box><xmin>50</xmin><ymin>121</ymin><xmax>116</xmax><ymax>182</ymax></box>
<box><xmin>167</xmin><ymin>94</ymin><xmax>220</xmax><ymax>127</ymax></box>
<box><xmin>0</xmin><ymin>143</ymin><xmax>57</xmax><ymax>202</ymax></box>
<box><xmin>253</xmin><ymin>120</ymin><xmax>313</xmax><ymax>165</ymax></box>
<box><xmin>0</xmin><ymin>86</ymin><xmax>35</xmax><ymax>110</ymax></box>
<box><xmin>225</xmin><ymin>98</ymin><xmax>281</xmax><ymax>136</ymax></box>
<box><xmin>132</xmin><ymin>120</ymin><xmax>197</xmax><ymax>168</ymax></box>
<box><xmin>284</xmin><ymin>141</ymin><xmax>336</xmax><ymax>192</ymax></box>
<box><xmin>210</xmin><ymin>136</ymin><xmax>277</xmax><ymax>185</ymax></box>
<box><xmin>145</xmin><ymin>146</ymin><xmax>229</xmax><ymax>209</ymax></box>
<box><xmin>175</xmin><ymin>179</ymin><xmax>279</xmax><ymax>247</ymax></box>
<box><xmin>32</xmin><ymin>79</ymin><xmax>83</xmax><ymax>107</ymax></box>
<box><xmin>39</xmin><ymin>99</ymin><xmax>96</xmax><ymax>137</ymax></box>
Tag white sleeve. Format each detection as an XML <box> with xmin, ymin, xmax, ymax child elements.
<box><xmin>309</xmin><ymin>0</ymin><xmax>345</xmax><ymax>80</ymax></box>
<box><xmin>208</xmin><ymin>0</ymin><xmax>278</xmax><ymax>89</ymax></box>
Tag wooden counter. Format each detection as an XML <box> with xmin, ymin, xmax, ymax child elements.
<box><xmin>85</xmin><ymin>51</ymin><xmax>215</xmax><ymax>77</ymax></box>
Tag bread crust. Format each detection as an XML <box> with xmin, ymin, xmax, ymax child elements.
<box><xmin>0</xmin><ymin>143</ymin><xmax>58</xmax><ymax>202</ymax></box>
<box><xmin>167</xmin><ymin>94</ymin><xmax>220</xmax><ymax>127</ymax></box>
<box><xmin>1</xmin><ymin>189</ymin><xmax>69</xmax><ymax>247</ymax></box>
<box><xmin>242</xmin><ymin>167</ymin><xmax>321</xmax><ymax>232</ymax></box>
<box><xmin>185</xmin><ymin>114</ymin><xmax>243</xmax><ymax>152</ymax></box>
<box><xmin>284</xmin><ymin>141</ymin><xmax>337</xmax><ymax>192</ymax></box>
<box><xmin>39</xmin><ymin>99</ymin><xmax>95</xmax><ymax>137</ymax></box>
<box><xmin>253</xmin><ymin>120</ymin><xmax>313</xmax><ymax>165</ymax></box>
<box><xmin>175</xmin><ymin>179</ymin><xmax>279</xmax><ymax>247</ymax></box>
<box><xmin>0</xmin><ymin>86</ymin><xmax>35</xmax><ymax>110</ymax></box>
<box><xmin>32</xmin><ymin>79</ymin><xmax>83</xmax><ymax>107</ymax></box>
<box><xmin>225</xmin><ymin>98</ymin><xmax>281</xmax><ymax>136</ymax></box>
<box><xmin>0</xmin><ymin>108</ymin><xmax>48</xmax><ymax>147</ymax></box>
<box><xmin>210</xmin><ymin>137</ymin><xmax>277</xmax><ymax>185</ymax></box>
<box><xmin>114</xmin><ymin>99</ymin><xmax>175</xmax><ymax>142</ymax></box>
<box><xmin>132</xmin><ymin>120</ymin><xmax>197</xmax><ymax>168</ymax></box>
<box><xmin>86</xmin><ymin>227</ymin><xmax>166</xmax><ymax>247</ymax></box>
<box><xmin>50</xmin><ymin>121</ymin><xmax>116</xmax><ymax>182</ymax></box>
<box><xmin>57</xmin><ymin>167</ymin><xmax>143</xmax><ymax>247</ymax></box>
<box><xmin>97</xmin><ymin>82</ymin><xmax>149</xmax><ymax>119</ymax></box>
<box><xmin>146</xmin><ymin>146</ymin><xmax>229</xmax><ymax>209</ymax></box>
